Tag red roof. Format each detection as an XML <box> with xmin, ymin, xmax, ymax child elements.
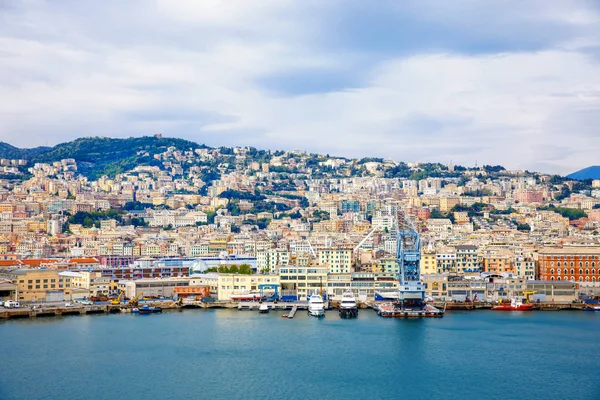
<box><xmin>68</xmin><ymin>258</ymin><xmax>100</xmax><ymax>264</ymax></box>
<box><xmin>22</xmin><ymin>259</ymin><xmax>61</xmax><ymax>266</ymax></box>
<box><xmin>0</xmin><ymin>260</ymin><xmax>23</xmax><ymax>266</ymax></box>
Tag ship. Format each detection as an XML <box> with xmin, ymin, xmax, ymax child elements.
<box><xmin>492</xmin><ymin>297</ymin><xmax>533</xmax><ymax>311</ymax></box>
<box><xmin>338</xmin><ymin>289</ymin><xmax>358</xmax><ymax>318</ymax></box>
<box><xmin>308</xmin><ymin>294</ymin><xmax>325</xmax><ymax>317</ymax></box>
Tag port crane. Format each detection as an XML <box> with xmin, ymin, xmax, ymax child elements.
<box><xmin>395</xmin><ymin>209</ymin><xmax>426</xmax><ymax>310</ymax></box>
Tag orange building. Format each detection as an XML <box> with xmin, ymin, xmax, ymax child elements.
<box><xmin>481</xmin><ymin>250</ymin><xmax>514</xmax><ymax>274</ymax></box>
<box><xmin>538</xmin><ymin>247</ymin><xmax>600</xmax><ymax>283</ymax></box>
<box><xmin>173</xmin><ymin>286</ymin><xmax>210</xmax><ymax>299</ymax></box>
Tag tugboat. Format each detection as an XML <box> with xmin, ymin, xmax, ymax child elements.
<box><xmin>338</xmin><ymin>289</ymin><xmax>358</xmax><ymax>318</ymax></box>
<box><xmin>259</xmin><ymin>303</ymin><xmax>269</xmax><ymax>314</ymax></box>
<box><xmin>492</xmin><ymin>296</ymin><xmax>533</xmax><ymax>311</ymax></box>
<box><xmin>308</xmin><ymin>294</ymin><xmax>325</xmax><ymax>317</ymax></box>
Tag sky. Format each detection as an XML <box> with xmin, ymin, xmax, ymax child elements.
<box><xmin>0</xmin><ymin>0</ymin><xmax>599</xmax><ymax>175</ymax></box>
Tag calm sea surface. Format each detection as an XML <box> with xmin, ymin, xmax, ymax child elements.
<box><xmin>1</xmin><ymin>309</ymin><xmax>599</xmax><ymax>400</ymax></box>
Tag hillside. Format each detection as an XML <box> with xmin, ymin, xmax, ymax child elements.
<box><xmin>0</xmin><ymin>142</ymin><xmax>50</xmax><ymax>160</ymax></box>
<box><xmin>567</xmin><ymin>166</ymin><xmax>600</xmax><ymax>180</ymax></box>
<box><xmin>0</xmin><ymin>136</ymin><xmax>205</xmax><ymax>179</ymax></box>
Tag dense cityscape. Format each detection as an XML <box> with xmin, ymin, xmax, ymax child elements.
<box><xmin>1</xmin><ymin>135</ymin><xmax>599</xmax><ymax>311</ymax></box>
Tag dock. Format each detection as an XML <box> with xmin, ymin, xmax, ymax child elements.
<box><xmin>287</xmin><ymin>305</ymin><xmax>298</xmax><ymax>319</ymax></box>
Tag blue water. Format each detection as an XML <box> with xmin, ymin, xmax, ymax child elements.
<box><xmin>1</xmin><ymin>309</ymin><xmax>599</xmax><ymax>400</ymax></box>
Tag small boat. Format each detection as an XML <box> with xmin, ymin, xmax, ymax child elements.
<box><xmin>308</xmin><ymin>294</ymin><xmax>325</xmax><ymax>317</ymax></box>
<box><xmin>583</xmin><ymin>305</ymin><xmax>600</xmax><ymax>311</ymax></box>
<box><xmin>281</xmin><ymin>314</ymin><xmax>288</xmax><ymax>318</ymax></box>
<box><xmin>492</xmin><ymin>297</ymin><xmax>533</xmax><ymax>311</ymax></box>
<box><xmin>137</xmin><ymin>305</ymin><xmax>162</xmax><ymax>314</ymax></box>
<box><xmin>259</xmin><ymin>303</ymin><xmax>269</xmax><ymax>314</ymax></box>
<box><xmin>338</xmin><ymin>289</ymin><xmax>358</xmax><ymax>319</ymax></box>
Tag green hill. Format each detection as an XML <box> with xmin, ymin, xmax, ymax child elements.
<box><xmin>0</xmin><ymin>136</ymin><xmax>206</xmax><ymax>179</ymax></box>
<box><xmin>0</xmin><ymin>142</ymin><xmax>50</xmax><ymax>160</ymax></box>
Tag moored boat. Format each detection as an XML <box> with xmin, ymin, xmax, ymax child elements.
<box><xmin>338</xmin><ymin>289</ymin><xmax>358</xmax><ymax>318</ymax></box>
<box><xmin>259</xmin><ymin>303</ymin><xmax>269</xmax><ymax>314</ymax></box>
<box><xmin>137</xmin><ymin>305</ymin><xmax>162</xmax><ymax>314</ymax></box>
<box><xmin>492</xmin><ymin>297</ymin><xmax>533</xmax><ymax>311</ymax></box>
<box><xmin>308</xmin><ymin>294</ymin><xmax>325</xmax><ymax>317</ymax></box>
<box><xmin>583</xmin><ymin>305</ymin><xmax>600</xmax><ymax>311</ymax></box>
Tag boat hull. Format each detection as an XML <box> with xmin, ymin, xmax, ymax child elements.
<box><xmin>338</xmin><ymin>307</ymin><xmax>358</xmax><ymax>318</ymax></box>
<box><xmin>308</xmin><ymin>309</ymin><xmax>325</xmax><ymax>317</ymax></box>
<box><xmin>492</xmin><ymin>305</ymin><xmax>533</xmax><ymax>311</ymax></box>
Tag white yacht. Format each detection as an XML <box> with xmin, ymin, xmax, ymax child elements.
<box><xmin>258</xmin><ymin>303</ymin><xmax>269</xmax><ymax>313</ymax></box>
<box><xmin>338</xmin><ymin>290</ymin><xmax>358</xmax><ymax>318</ymax></box>
<box><xmin>308</xmin><ymin>294</ymin><xmax>325</xmax><ymax>317</ymax></box>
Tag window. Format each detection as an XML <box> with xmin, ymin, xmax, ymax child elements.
<box><xmin>580</xmin><ymin>269</ymin><xmax>583</xmax><ymax>275</ymax></box>
<box><xmin>36</xmin><ymin>285</ymin><xmax>40</xmax><ymax>289</ymax></box>
<box><xmin>570</xmin><ymin>269</ymin><xmax>574</xmax><ymax>275</ymax></box>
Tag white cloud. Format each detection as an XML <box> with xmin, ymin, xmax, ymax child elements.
<box><xmin>0</xmin><ymin>0</ymin><xmax>599</xmax><ymax>174</ymax></box>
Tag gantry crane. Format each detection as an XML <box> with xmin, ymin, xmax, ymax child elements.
<box><xmin>395</xmin><ymin>209</ymin><xmax>426</xmax><ymax>310</ymax></box>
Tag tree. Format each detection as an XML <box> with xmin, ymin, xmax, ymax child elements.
<box><xmin>517</xmin><ymin>223</ymin><xmax>531</xmax><ymax>231</ymax></box>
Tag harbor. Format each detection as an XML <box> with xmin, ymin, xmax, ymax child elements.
<box><xmin>2</xmin><ymin>298</ymin><xmax>595</xmax><ymax>320</ymax></box>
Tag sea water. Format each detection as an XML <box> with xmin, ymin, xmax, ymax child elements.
<box><xmin>1</xmin><ymin>309</ymin><xmax>599</xmax><ymax>400</ymax></box>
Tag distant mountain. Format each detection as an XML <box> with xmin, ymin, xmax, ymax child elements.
<box><xmin>567</xmin><ymin>166</ymin><xmax>600</xmax><ymax>180</ymax></box>
<box><xmin>0</xmin><ymin>136</ymin><xmax>205</xmax><ymax>179</ymax></box>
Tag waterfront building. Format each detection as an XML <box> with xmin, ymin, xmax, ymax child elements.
<box><xmin>118</xmin><ymin>277</ymin><xmax>191</xmax><ymax>299</ymax></box>
<box><xmin>0</xmin><ymin>278</ymin><xmax>17</xmax><ymax>301</ymax></box>
<box><xmin>538</xmin><ymin>247</ymin><xmax>600</xmax><ymax>283</ymax></box>
<box><xmin>278</xmin><ymin>265</ymin><xmax>327</xmax><ymax>301</ymax></box>
<box><xmin>0</xmin><ymin>268</ymin><xmax>76</xmax><ymax>302</ymax></box>
<box><xmin>422</xmin><ymin>274</ymin><xmax>449</xmax><ymax>300</ymax></box>
<box><xmin>212</xmin><ymin>273</ymin><xmax>280</xmax><ymax>301</ymax></box>
<box><xmin>525</xmin><ymin>280</ymin><xmax>577</xmax><ymax>303</ymax></box>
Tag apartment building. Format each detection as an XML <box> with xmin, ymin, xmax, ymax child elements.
<box><xmin>538</xmin><ymin>247</ymin><xmax>600</xmax><ymax>283</ymax></box>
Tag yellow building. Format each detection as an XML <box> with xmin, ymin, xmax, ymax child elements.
<box><xmin>420</xmin><ymin>250</ymin><xmax>438</xmax><ymax>275</ymax></box>
<box><xmin>440</xmin><ymin>196</ymin><xmax>461</xmax><ymax>212</ymax></box>
<box><xmin>215</xmin><ymin>273</ymin><xmax>280</xmax><ymax>301</ymax></box>
<box><xmin>0</xmin><ymin>269</ymin><xmax>76</xmax><ymax>302</ymax></box>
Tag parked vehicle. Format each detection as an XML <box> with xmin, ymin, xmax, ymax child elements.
<box><xmin>3</xmin><ymin>300</ymin><xmax>20</xmax><ymax>308</ymax></box>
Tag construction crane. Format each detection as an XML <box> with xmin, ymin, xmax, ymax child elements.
<box><xmin>523</xmin><ymin>291</ymin><xmax>537</xmax><ymax>304</ymax></box>
<box><xmin>128</xmin><ymin>292</ymin><xmax>144</xmax><ymax>307</ymax></box>
<box><xmin>395</xmin><ymin>209</ymin><xmax>426</xmax><ymax>310</ymax></box>
<box><xmin>110</xmin><ymin>290</ymin><xmax>124</xmax><ymax>305</ymax></box>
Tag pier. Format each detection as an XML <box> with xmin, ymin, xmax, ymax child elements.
<box><xmin>287</xmin><ymin>305</ymin><xmax>298</xmax><ymax>319</ymax></box>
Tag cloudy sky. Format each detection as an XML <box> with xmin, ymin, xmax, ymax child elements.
<box><xmin>1</xmin><ymin>1</ymin><xmax>599</xmax><ymax>174</ymax></box>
